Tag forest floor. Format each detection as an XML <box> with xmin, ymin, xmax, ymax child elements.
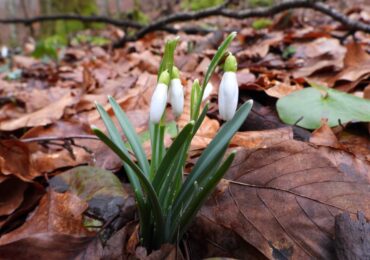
<box><xmin>0</xmin><ymin>1</ymin><xmax>369</xmax><ymax>259</ymax></box>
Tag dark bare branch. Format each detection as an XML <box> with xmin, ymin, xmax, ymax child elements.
<box><xmin>114</xmin><ymin>0</ymin><xmax>370</xmax><ymax>46</ymax></box>
<box><xmin>0</xmin><ymin>0</ymin><xmax>368</xmax><ymax>48</ymax></box>
<box><xmin>0</xmin><ymin>14</ymin><xmax>143</xmax><ymax>29</ymax></box>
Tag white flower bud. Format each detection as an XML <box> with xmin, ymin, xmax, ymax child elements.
<box><xmin>150</xmin><ymin>83</ymin><xmax>168</xmax><ymax>123</ymax></box>
<box><xmin>169</xmin><ymin>78</ymin><xmax>184</xmax><ymax>117</ymax></box>
<box><xmin>218</xmin><ymin>71</ymin><xmax>238</xmax><ymax>121</ymax></box>
<box><xmin>1</xmin><ymin>46</ymin><xmax>8</xmax><ymax>58</ymax></box>
<box><xmin>202</xmin><ymin>82</ymin><xmax>213</xmax><ymax>101</ymax></box>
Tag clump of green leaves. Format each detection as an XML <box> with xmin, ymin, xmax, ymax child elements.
<box><xmin>282</xmin><ymin>45</ymin><xmax>296</xmax><ymax>59</ymax></box>
<box><xmin>181</xmin><ymin>0</ymin><xmax>224</xmax><ymax>11</ymax></box>
<box><xmin>93</xmin><ymin>33</ymin><xmax>253</xmax><ymax>250</ymax></box>
<box><xmin>252</xmin><ymin>18</ymin><xmax>273</xmax><ymax>30</ymax></box>
<box><xmin>249</xmin><ymin>0</ymin><xmax>274</xmax><ymax>7</ymax></box>
<box><xmin>40</xmin><ymin>0</ymin><xmax>102</xmax><ymax>38</ymax></box>
<box><xmin>71</xmin><ymin>33</ymin><xmax>110</xmax><ymax>47</ymax></box>
<box><xmin>32</xmin><ymin>35</ymin><xmax>67</xmax><ymax>61</ymax></box>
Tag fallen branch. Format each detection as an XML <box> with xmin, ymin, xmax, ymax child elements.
<box><xmin>0</xmin><ymin>0</ymin><xmax>368</xmax><ymax>47</ymax></box>
<box><xmin>0</xmin><ymin>14</ymin><xmax>143</xmax><ymax>29</ymax></box>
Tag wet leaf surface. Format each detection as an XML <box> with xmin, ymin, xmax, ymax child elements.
<box><xmin>0</xmin><ymin>190</ymin><xmax>95</xmax><ymax>259</ymax></box>
<box><xmin>0</xmin><ymin>140</ymin><xmax>39</xmax><ymax>181</ymax></box>
<box><xmin>50</xmin><ymin>166</ymin><xmax>129</xmax><ymax>221</ymax></box>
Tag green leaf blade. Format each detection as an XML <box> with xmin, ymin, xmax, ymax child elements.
<box><xmin>173</xmin><ymin>150</ymin><xmax>236</xmax><ymax>241</ymax></box>
<box><xmin>171</xmin><ymin>100</ymin><xmax>253</xmax><ymax>228</ymax></box>
<box><xmin>108</xmin><ymin>96</ymin><xmax>150</xmax><ymax>176</ymax></box>
<box><xmin>152</xmin><ymin>122</ymin><xmax>195</xmax><ymax>191</ymax></box>
<box><xmin>92</xmin><ymin>127</ymin><xmax>165</xmax><ymax>242</ymax></box>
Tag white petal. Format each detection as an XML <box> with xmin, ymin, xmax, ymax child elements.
<box><xmin>1</xmin><ymin>46</ymin><xmax>8</xmax><ymax>58</ymax></box>
<box><xmin>150</xmin><ymin>83</ymin><xmax>168</xmax><ymax>123</ymax></box>
<box><xmin>218</xmin><ymin>72</ymin><xmax>238</xmax><ymax>121</ymax></box>
<box><xmin>169</xmin><ymin>79</ymin><xmax>184</xmax><ymax>117</ymax></box>
<box><xmin>202</xmin><ymin>82</ymin><xmax>213</xmax><ymax>101</ymax></box>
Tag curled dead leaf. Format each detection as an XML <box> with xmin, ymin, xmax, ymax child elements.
<box><xmin>292</xmin><ymin>38</ymin><xmax>346</xmax><ymax>78</ymax></box>
<box><xmin>0</xmin><ymin>140</ymin><xmax>39</xmax><ymax>181</ymax></box>
<box><xmin>0</xmin><ymin>92</ymin><xmax>78</xmax><ymax>131</ymax></box>
<box><xmin>0</xmin><ymin>177</ymin><xmax>28</xmax><ymax>216</ymax></box>
<box><xmin>0</xmin><ymin>190</ymin><xmax>95</xmax><ymax>259</ymax></box>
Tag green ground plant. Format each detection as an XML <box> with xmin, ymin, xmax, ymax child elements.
<box><xmin>93</xmin><ymin>32</ymin><xmax>253</xmax><ymax>250</ymax></box>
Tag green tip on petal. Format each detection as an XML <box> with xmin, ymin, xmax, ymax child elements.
<box><xmin>171</xmin><ymin>66</ymin><xmax>180</xmax><ymax>79</ymax></box>
<box><xmin>158</xmin><ymin>70</ymin><xmax>170</xmax><ymax>85</ymax></box>
<box><xmin>224</xmin><ymin>53</ymin><xmax>237</xmax><ymax>72</ymax></box>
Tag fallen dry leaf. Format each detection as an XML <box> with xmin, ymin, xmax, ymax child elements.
<box><xmin>0</xmin><ymin>182</ymin><xmax>45</xmax><ymax>232</ymax></box>
<box><xmin>329</xmin><ymin>42</ymin><xmax>370</xmax><ymax>92</ymax></box>
<box><xmin>12</xmin><ymin>55</ymin><xmax>39</xmax><ymax>68</ymax></box>
<box><xmin>310</xmin><ymin>119</ymin><xmax>370</xmax><ymax>161</ymax></box>
<box><xmin>0</xmin><ymin>140</ymin><xmax>39</xmax><ymax>181</ymax></box>
<box><xmin>237</xmin><ymin>68</ymin><xmax>256</xmax><ymax>90</ymax></box>
<box><xmin>195</xmin><ymin>140</ymin><xmax>370</xmax><ymax>259</ymax></box>
<box><xmin>21</xmin><ymin>119</ymin><xmax>94</xmax><ymax>174</ymax></box>
<box><xmin>0</xmin><ymin>92</ymin><xmax>78</xmax><ymax>131</ymax></box>
<box><xmin>0</xmin><ymin>177</ymin><xmax>28</xmax><ymax>216</ymax></box>
<box><xmin>336</xmin><ymin>129</ymin><xmax>370</xmax><ymax>162</ymax></box>
<box><xmin>0</xmin><ymin>190</ymin><xmax>95</xmax><ymax>259</ymax></box>
<box><xmin>291</xmin><ymin>38</ymin><xmax>346</xmax><ymax>78</ymax></box>
<box><xmin>237</xmin><ymin>30</ymin><xmax>284</xmax><ymax>59</ymax></box>
<box><xmin>264</xmin><ymin>80</ymin><xmax>303</xmax><ymax>98</ymax></box>
<box><xmin>310</xmin><ymin>119</ymin><xmax>341</xmax><ymax>149</ymax></box>
<box><xmin>230</xmin><ymin>127</ymin><xmax>293</xmax><ymax>149</ymax></box>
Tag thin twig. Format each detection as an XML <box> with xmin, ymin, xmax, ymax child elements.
<box><xmin>18</xmin><ymin>134</ymin><xmax>99</xmax><ymax>160</ymax></box>
<box><xmin>20</xmin><ymin>134</ymin><xmax>99</xmax><ymax>143</ymax></box>
<box><xmin>0</xmin><ymin>14</ymin><xmax>143</xmax><ymax>29</ymax></box>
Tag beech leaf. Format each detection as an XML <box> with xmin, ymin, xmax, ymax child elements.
<box><xmin>194</xmin><ymin>140</ymin><xmax>370</xmax><ymax>259</ymax></box>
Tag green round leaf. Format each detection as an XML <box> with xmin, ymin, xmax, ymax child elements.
<box><xmin>277</xmin><ymin>84</ymin><xmax>370</xmax><ymax>129</ymax></box>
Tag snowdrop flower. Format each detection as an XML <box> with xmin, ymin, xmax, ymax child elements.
<box><xmin>218</xmin><ymin>54</ymin><xmax>238</xmax><ymax>121</ymax></box>
<box><xmin>169</xmin><ymin>67</ymin><xmax>184</xmax><ymax>118</ymax></box>
<box><xmin>150</xmin><ymin>70</ymin><xmax>170</xmax><ymax>123</ymax></box>
<box><xmin>202</xmin><ymin>82</ymin><xmax>213</xmax><ymax>101</ymax></box>
<box><xmin>1</xmin><ymin>46</ymin><xmax>8</xmax><ymax>59</ymax></box>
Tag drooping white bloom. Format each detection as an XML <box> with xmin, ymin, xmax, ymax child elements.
<box><xmin>150</xmin><ymin>83</ymin><xmax>168</xmax><ymax>123</ymax></box>
<box><xmin>219</xmin><ymin>72</ymin><xmax>238</xmax><ymax>121</ymax></box>
<box><xmin>1</xmin><ymin>46</ymin><xmax>8</xmax><ymax>58</ymax></box>
<box><xmin>150</xmin><ymin>71</ymin><xmax>170</xmax><ymax>123</ymax></box>
<box><xmin>169</xmin><ymin>78</ymin><xmax>184</xmax><ymax>117</ymax></box>
<box><xmin>202</xmin><ymin>82</ymin><xmax>213</xmax><ymax>101</ymax></box>
<box><xmin>218</xmin><ymin>54</ymin><xmax>238</xmax><ymax>121</ymax></box>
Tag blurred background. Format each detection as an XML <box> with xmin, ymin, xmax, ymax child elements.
<box><xmin>0</xmin><ymin>0</ymin><xmax>357</xmax><ymax>46</ymax></box>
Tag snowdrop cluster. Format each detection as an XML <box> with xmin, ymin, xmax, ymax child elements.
<box><xmin>93</xmin><ymin>33</ymin><xmax>253</xmax><ymax>250</ymax></box>
<box><xmin>149</xmin><ymin>53</ymin><xmax>239</xmax><ymax>123</ymax></box>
